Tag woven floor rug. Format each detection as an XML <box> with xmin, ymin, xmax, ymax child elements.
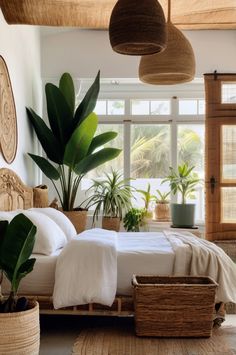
<box><xmin>72</xmin><ymin>318</ymin><xmax>236</xmax><ymax>355</ymax></box>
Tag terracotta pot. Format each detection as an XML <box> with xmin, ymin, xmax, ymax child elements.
<box><xmin>154</xmin><ymin>203</ymin><xmax>170</xmax><ymax>221</ymax></box>
<box><xmin>62</xmin><ymin>210</ymin><xmax>87</xmax><ymax>234</ymax></box>
<box><xmin>102</xmin><ymin>217</ymin><xmax>120</xmax><ymax>232</ymax></box>
<box><xmin>0</xmin><ymin>301</ymin><xmax>39</xmax><ymax>355</ymax></box>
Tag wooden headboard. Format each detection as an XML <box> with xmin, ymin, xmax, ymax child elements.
<box><xmin>0</xmin><ymin>168</ymin><xmax>33</xmax><ymax>211</ymax></box>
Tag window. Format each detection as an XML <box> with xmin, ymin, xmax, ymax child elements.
<box><xmin>131</xmin><ymin>100</ymin><xmax>171</xmax><ymax>115</ymax></box>
<box><xmin>131</xmin><ymin>124</ymin><xmax>171</xmax><ymax>208</ymax></box>
<box><xmin>177</xmin><ymin>124</ymin><xmax>205</xmax><ymax>222</ymax></box>
<box><xmin>94</xmin><ymin>100</ymin><xmax>125</xmax><ymax>115</ymax></box>
<box><xmin>221</xmin><ymin>83</ymin><xmax>236</xmax><ymax>104</ymax></box>
<box><xmin>179</xmin><ymin>99</ymin><xmax>205</xmax><ymax>115</ymax></box>
<box><xmin>80</xmin><ymin>93</ymin><xmax>205</xmax><ymax>223</ymax></box>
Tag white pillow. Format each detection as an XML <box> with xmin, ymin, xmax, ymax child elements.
<box><xmin>22</xmin><ymin>210</ymin><xmax>67</xmax><ymax>255</ymax></box>
<box><xmin>29</xmin><ymin>207</ymin><xmax>76</xmax><ymax>241</ymax></box>
<box><xmin>0</xmin><ymin>210</ymin><xmax>22</xmax><ymax>221</ymax></box>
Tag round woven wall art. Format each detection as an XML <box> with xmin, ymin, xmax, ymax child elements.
<box><xmin>0</xmin><ymin>56</ymin><xmax>18</xmax><ymax>163</ymax></box>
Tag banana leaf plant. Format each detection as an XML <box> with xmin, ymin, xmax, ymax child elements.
<box><xmin>27</xmin><ymin>71</ymin><xmax>121</xmax><ymax>211</ymax></box>
<box><xmin>0</xmin><ymin>214</ymin><xmax>37</xmax><ymax>313</ymax></box>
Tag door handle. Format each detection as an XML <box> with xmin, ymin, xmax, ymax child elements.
<box><xmin>206</xmin><ymin>176</ymin><xmax>217</xmax><ymax>194</ymax></box>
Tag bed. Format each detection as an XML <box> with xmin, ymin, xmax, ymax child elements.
<box><xmin>0</xmin><ymin>168</ymin><xmax>236</xmax><ymax>318</ymax></box>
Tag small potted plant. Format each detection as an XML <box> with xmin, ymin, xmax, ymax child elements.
<box><xmin>163</xmin><ymin>163</ymin><xmax>200</xmax><ymax>228</ymax></box>
<box><xmin>27</xmin><ymin>71</ymin><xmax>121</xmax><ymax>233</ymax></box>
<box><xmin>83</xmin><ymin>170</ymin><xmax>133</xmax><ymax>231</ymax></box>
<box><xmin>154</xmin><ymin>190</ymin><xmax>171</xmax><ymax>221</ymax></box>
<box><xmin>137</xmin><ymin>183</ymin><xmax>156</xmax><ymax>219</ymax></box>
<box><xmin>0</xmin><ymin>214</ymin><xmax>39</xmax><ymax>354</ymax></box>
<box><xmin>123</xmin><ymin>208</ymin><xmax>147</xmax><ymax>232</ymax></box>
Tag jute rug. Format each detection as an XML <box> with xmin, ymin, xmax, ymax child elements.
<box><xmin>72</xmin><ymin>319</ymin><xmax>236</xmax><ymax>355</ymax></box>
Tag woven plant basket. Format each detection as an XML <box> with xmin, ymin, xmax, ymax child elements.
<box><xmin>154</xmin><ymin>203</ymin><xmax>170</xmax><ymax>221</ymax></box>
<box><xmin>132</xmin><ymin>275</ymin><xmax>218</xmax><ymax>337</ymax></box>
<box><xmin>0</xmin><ymin>301</ymin><xmax>39</xmax><ymax>355</ymax></box>
<box><xmin>62</xmin><ymin>210</ymin><xmax>87</xmax><ymax>234</ymax></box>
<box><xmin>33</xmin><ymin>185</ymin><xmax>48</xmax><ymax>208</ymax></box>
<box><xmin>102</xmin><ymin>217</ymin><xmax>120</xmax><ymax>232</ymax></box>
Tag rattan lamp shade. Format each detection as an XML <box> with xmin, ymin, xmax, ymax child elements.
<box><xmin>109</xmin><ymin>0</ymin><xmax>167</xmax><ymax>56</ymax></box>
<box><xmin>139</xmin><ymin>22</ymin><xmax>195</xmax><ymax>85</ymax></box>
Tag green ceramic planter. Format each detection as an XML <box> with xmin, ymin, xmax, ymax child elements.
<box><xmin>171</xmin><ymin>203</ymin><xmax>195</xmax><ymax>228</ymax></box>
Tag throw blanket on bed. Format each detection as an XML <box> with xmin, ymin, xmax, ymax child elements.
<box><xmin>164</xmin><ymin>230</ymin><xmax>236</xmax><ymax>303</ymax></box>
<box><xmin>53</xmin><ymin>229</ymin><xmax>117</xmax><ymax>309</ymax></box>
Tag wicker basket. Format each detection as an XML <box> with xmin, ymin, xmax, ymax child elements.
<box><xmin>33</xmin><ymin>185</ymin><xmax>48</xmax><ymax>208</ymax></box>
<box><xmin>132</xmin><ymin>275</ymin><xmax>218</xmax><ymax>338</ymax></box>
<box><xmin>154</xmin><ymin>203</ymin><xmax>170</xmax><ymax>221</ymax></box>
<box><xmin>0</xmin><ymin>301</ymin><xmax>40</xmax><ymax>354</ymax></box>
<box><xmin>62</xmin><ymin>210</ymin><xmax>87</xmax><ymax>234</ymax></box>
<box><xmin>102</xmin><ymin>217</ymin><xmax>120</xmax><ymax>232</ymax></box>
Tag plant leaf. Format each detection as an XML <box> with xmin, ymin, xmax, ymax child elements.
<box><xmin>59</xmin><ymin>73</ymin><xmax>75</xmax><ymax>115</ymax></box>
<box><xmin>0</xmin><ymin>221</ymin><xmax>8</xmax><ymax>269</ymax></box>
<box><xmin>74</xmin><ymin>148</ymin><xmax>121</xmax><ymax>175</ymax></box>
<box><xmin>13</xmin><ymin>258</ymin><xmax>36</xmax><ymax>294</ymax></box>
<box><xmin>74</xmin><ymin>70</ymin><xmax>100</xmax><ymax>126</ymax></box>
<box><xmin>28</xmin><ymin>154</ymin><xmax>60</xmax><ymax>180</ymax></box>
<box><xmin>0</xmin><ymin>214</ymin><xmax>37</xmax><ymax>294</ymax></box>
<box><xmin>46</xmin><ymin>83</ymin><xmax>73</xmax><ymax>144</ymax></box>
<box><xmin>88</xmin><ymin>132</ymin><xmax>118</xmax><ymax>154</ymax></box>
<box><xmin>64</xmin><ymin>113</ymin><xmax>98</xmax><ymax>167</ymax></box>
<box><xmin>26</xmin><ymin>107</ymin><xmax>64</xmax><ymax>164</ymax></box>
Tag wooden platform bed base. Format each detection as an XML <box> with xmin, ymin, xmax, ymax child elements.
<box><xmin>24</xmin><ymin>295</ymin><xmax>134</xmax><ymax>317</ymax></box>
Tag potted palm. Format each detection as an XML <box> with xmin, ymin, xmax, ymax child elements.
<box><xmin>154</xmin><ymin>190</ymin><xmax>171</xmax><ymax>221</ymax></box>
<box><xmin>27</xmin><ymin>71</ymin><xmax>121</xmax><ymax>233</ymax></box>
<box><xmin>83</xmin><ymin>170</ymin><xmax>133</xmax><ymax>231</ymax></box>
<box><xmin>163</xmin><ymin>163</ymin><xmax>200</xmax><ymax>228</ymax></box>
<box><xmin>0</xmin><ymin>214</ymin><xmax>39</xmax><ymax>354</ymax></box>
<box><xmin>137</xmin><ymin>183</ymin><xmax>156</xmax><ymax>219</ymax></box>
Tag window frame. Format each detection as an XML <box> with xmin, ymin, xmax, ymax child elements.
<box><xmin>77</xmin><ymin>80</ymin><xmax>205</xmax><ymax>223</ymax></box>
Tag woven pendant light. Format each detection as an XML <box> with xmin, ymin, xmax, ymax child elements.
<box><xmin>109</xmin><ymin>0</ymin><xmax>167</xmax><ymax>56</ymax></box>
<box><xmin>139</xmin><ymin>0</ymin><xmax>195</xmax><ymax>84</ymax></box>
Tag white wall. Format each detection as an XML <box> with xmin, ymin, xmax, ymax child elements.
<box><xmin>41</xmin><ymin>29</ymin><xmax>236</xmax><ymax>79</ymax></box>
<box><xmin>0</xmin><ymin>12</ymin><xmax>42</xmax><ymax>185</ymax></box>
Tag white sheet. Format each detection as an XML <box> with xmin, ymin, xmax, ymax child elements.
<box><xmin>3</xmin><ymin>230</ymin><xmax>236</xmax><ymax>307</ymax></box>
<box><xmin>2</xmin><ymin>250</ymin><xmax>60</xmax><ymax>295</ymax></box>
<box><xmin>53</xmin><ymin>229</ymin><xmax>117</xmax><ymax>309</ymax></box>
<box><xmin>117</xmin><ymin>232</ymin><xmax>187</xmax><ymax>295</ymax></box>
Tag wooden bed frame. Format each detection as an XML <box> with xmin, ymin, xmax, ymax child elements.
<box><xmin>0</xmin><ymin>168</ymin><xmax>134</xmax><ymax>317</ymax></box>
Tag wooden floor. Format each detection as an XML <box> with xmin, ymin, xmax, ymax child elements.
<box><xmin>40</xmin><ymin>315</ymin><xmax>236</xmax><ymax>355</ymax></box>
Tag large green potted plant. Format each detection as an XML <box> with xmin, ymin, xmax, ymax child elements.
<box><xmin>163</xmin><ymin>163</ymin><xmax>200</xmax><ymax>228</ymax></box>
<box><xmin>0</xmin><ymin>214</ymin><xmax>39</xmax><ymax>354</ymax></box>
<box><xmin>27</xmin><ymin>71</ymin><xmax>121</xmax><ymax>233</ymax></box>
<box><xmin>83</xmin><ymin>170</ymin><xmax>133</xmax><ymax>231</ymax></box>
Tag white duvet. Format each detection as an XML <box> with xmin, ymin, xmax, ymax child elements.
<box><xmin>53</xmin><ymin>229</ymin><xmax>117</xmax><ymax>309</ymax></box>
<box><xmin>53</xmin><ymin>229</ymin><xmax>236</xmax><ymax>309</ymax></box>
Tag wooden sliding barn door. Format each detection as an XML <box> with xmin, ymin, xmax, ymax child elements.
<box><xmin>205</xmin><ymin>73</ymin><xmax>236</xmax><ymax>241</ymax></box>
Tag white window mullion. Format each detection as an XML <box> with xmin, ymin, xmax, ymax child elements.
<box><xmin>171</xmin><ymin>97</ymin><xmax>178</xmax><ymax>203</ymax></box>
<box><xmin>124</xmin><ymin>120</ymin><xmax>131</xmax><ymax>180</ymax></box>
